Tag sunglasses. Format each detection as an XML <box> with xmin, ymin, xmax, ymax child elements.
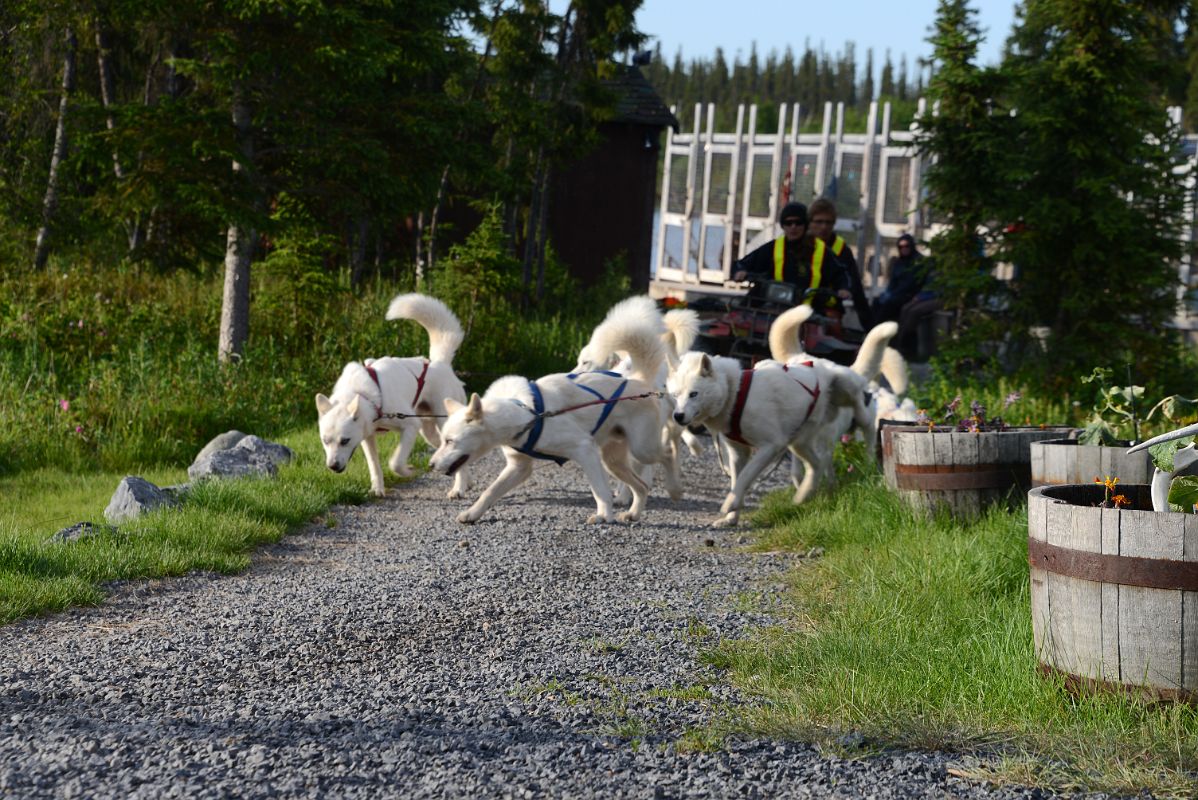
<box><xmin>781</xmin><ymin>219</ymin><xmax>805</xmax><ymax>228</ymax></box>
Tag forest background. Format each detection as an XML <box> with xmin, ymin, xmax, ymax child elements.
<box><xmin>3</xmin><ymin>0</ymin><xmax>1198</xmax><ymax>478</ymax></box>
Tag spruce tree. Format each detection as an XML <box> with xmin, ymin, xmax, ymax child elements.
<box><xmin>919</xmin><ymin>0</ymin><xmax>1010</xmax><ymax>370</ymax></box>
<box><xmin>1002</xmin><ymin>0</ymin><xmax>1187</xmax><ymax>381</ymax></box>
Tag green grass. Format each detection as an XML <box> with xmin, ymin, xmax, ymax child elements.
<box><xmin>0</xmin><ymin>427</ymin><xmax>380</xmax><ymax>624</ymax></box>
<box><xmin>709</xmin><ymin>464</ymin><xmax>1198</xmax><ymax>797</ymax></box>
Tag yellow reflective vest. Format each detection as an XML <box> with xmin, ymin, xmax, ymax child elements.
<box><xmin>772</xmin><ymin>236</ymin><xmax>827</xmax><ymax>304</ymax></box>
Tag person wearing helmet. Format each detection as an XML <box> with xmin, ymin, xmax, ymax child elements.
<box><xmin>731</xmin><ymin>201</ymin><xmax>845</xmax><ymax>304</ymax></box>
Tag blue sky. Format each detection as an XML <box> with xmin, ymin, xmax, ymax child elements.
<box><xmin>632</xmin><ymin>0</ymin><xmax>1019</xmax><ymax>78</ymax></box>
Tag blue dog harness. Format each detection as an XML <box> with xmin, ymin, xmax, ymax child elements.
<box><xmin>512</xmin><ymin>371</ymin><xmax>634</xmax><ymax>465</ymax></box>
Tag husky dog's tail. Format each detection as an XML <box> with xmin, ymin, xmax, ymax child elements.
<box><xmin>662</xmin><ymin>308</ymin><xmax>699</xmax><ymax>370</ymax></box>
<box><xmin>850</xmin><ymin>321</ymin><xmax>899</xmax><ymax>382</ymax></box>
<box><xmin>767</xmin><ymin>304</ymin><xmax>815</xmax><ymax>363</ymax></box>
<box><xmin>879</xmin><ymin>346</ymin><xmax>909</xmax><ymax>395</ymax></box>
<box><xmin>385</xmin><ymin>293</ymin><xmax>465</xmax><ymax>365</ymax></box>
<box><xmin>585</xmin><ymin>295</ymin><xmax>666</xmax><ymax>383</ymax></box>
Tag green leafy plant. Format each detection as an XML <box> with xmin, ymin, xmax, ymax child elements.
<box><xmin>1079</xmin><ymin>367</ymin><xmax>1198</xmax><ymax>446</ymax></box>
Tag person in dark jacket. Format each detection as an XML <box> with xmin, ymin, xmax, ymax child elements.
<box><xmin>731</xmin><ymin>201</ymin><xmax>845</xmax><ymax>304</ymax></box>
<box><xmin>808</xmin><ymin>197</ymin><xmax>874</xmax><ymax>329</ymax></box>
<box><xmin>871</xmin><ymin>234</ymin><xmax>928</xmax><ymax>323</ymax></box>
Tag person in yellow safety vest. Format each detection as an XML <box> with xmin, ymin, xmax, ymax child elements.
<box><xmin>732</xmin><ymin>201</ymin><xmax>847</xmax><ymax>305</ymax></box>
<box><xmin>808</xmin><ymin>197</ymin><xmax>875</xmax><ymax>329</ymax></box>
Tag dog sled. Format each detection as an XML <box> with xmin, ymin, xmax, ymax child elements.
<box><xmin>692</xmin><ymin>281</ymin><xmax>865</xmax><ymax>368</ymax></box>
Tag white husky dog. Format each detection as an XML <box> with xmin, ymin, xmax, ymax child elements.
<box><xmin>762</xmin><ymin>305</ymin><xmax>912</xmax><ymax>441</ymax></box>
<box><xmin>431</xmin><ymin>296</ymin><xmax>670</xmax><ymax>525</ymax></box>
<box><xmin>315</xmin><ymin>293</ymin><xmax>468</xmax><ymax>499</ymax></box>
<box><xmin>574</xmin><ymin>302</ymin><xmax>702</xmax><ymax>500</ymax></box>
<box><xmin>668</xmin><ymin>306</ymin><xmax>898</xmax><ymax>527</ymax></box>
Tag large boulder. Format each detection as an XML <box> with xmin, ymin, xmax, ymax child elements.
<box><xmin>187</xmin><ymin>435</ymin><xmax>293</xmax><ymax>481</ymax></box>
<box><xmin>104</xmin><ymin>476</ymin><xmax>179</xmax><ymax>523</ymax></box>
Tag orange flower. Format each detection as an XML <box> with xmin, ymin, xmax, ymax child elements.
<box><xmin>1112</xmin><ymin>494</ymin><xmax>1130</xmax><ymax>508</ymax></box>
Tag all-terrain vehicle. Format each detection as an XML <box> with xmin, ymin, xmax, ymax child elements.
<box><xmin>692</xmin><ymin>281</ymin><xmax>866</xmax><ymax>368</ymax></box>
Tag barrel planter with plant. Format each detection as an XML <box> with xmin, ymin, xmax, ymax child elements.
<box><xmin>1033</xmin><ymin>367</ymin><xmax>1198</xmax><ymax>490</ymax></box>
<box><xmin>880</xmin><ymin>395</ymin><xmax>1068</xmax><ymax>518</ymax></box>
<box><xmin>1028</xmin><ymin>482</ymin><xmax>1198</xmax><ymax>701</ymax></box>
<box><xmin>883</xmin><ymin>424</ymin><xmax>1069</xmax><ymax>518</ymax></box>
<box><xmin>1030</xmin><ymin>438</ymin><xmax>1152</xmax><ymax>488</ymax></box>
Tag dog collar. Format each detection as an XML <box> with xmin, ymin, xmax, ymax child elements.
<box><xmin>363</xmin><ymin>364</ymin><xmax>386</xmax><ymax>422</ymax></box>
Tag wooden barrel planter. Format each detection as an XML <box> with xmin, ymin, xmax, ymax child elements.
<box><xmin>881</xmin><ymin>425</ymin><xmax>1071</xmax><ymax>518</ymax></box>
<box><xmin>1030</xmin><ymin>438</ymin><xmax>1153</xmax><ymax>488</ymax></box>
<box><xmin>1028</xmin><ymin>483</ymin><xmax>1198</xmax><ymax>702</ymax></box>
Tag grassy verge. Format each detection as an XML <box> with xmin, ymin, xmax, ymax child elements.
<box><xmin>709</xmin><ymin>452</ymin><xmax>1198</xmax><ymax>797</ymax></box>
<box><xmin>0</xmin><ymin>427</ymin><xmax>387</xmax><ymax>624</ymax></box>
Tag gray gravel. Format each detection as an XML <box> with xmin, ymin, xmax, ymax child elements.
<box><xmin>0</xmin><ymin>448</ymin><xmax>1120</xmax><ymax>798</ymax></box>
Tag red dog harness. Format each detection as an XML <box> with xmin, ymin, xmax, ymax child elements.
<box><xmin>726</xmin><ymin>362</ymin><xmax>821</xmax><ymax>446</ymax></box>
<box><xmin>363</xmin><ymin>359</ymin><xmax>432</xmax><ymax>423</ymax></box>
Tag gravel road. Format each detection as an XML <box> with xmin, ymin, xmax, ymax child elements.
<box><xmin>0</xmin><ymin>449</ymin><xmax>1113</xmax><ymax>798</ymax></box>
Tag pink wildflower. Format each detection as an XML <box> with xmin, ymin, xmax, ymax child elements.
<box><xmin>840</xmin><ymin>434</ymin><xmax>852</xmax><ymax>444</ymax></box>
<box><xmin>74</xmin><ymin>425</ymin><xmax>83</xmax><ymax>434</ymax></box>
<box><xmin>58</xmin><ymin>399</ymin><xmax>69</xmax><ymax>411</ymax></box>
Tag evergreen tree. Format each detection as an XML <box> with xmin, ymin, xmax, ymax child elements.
<box><xmin>880</xmin><ymin>50</ymin><xmax>896</xmax><ymax>98</ymax></box>
<box><xmin>919</xmin><ymin>0</ymin><xmax>1010</xmax><ymax>369</ymax></box>
<box><xmin>1001</xmin><ymin>0</ymin><xmax>1187</xmax><ymax>381</ymax></box>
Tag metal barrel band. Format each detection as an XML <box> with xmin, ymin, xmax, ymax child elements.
<box><xmin>1027</xmin><ymin>538</ymin><xmax>1198</xmax><ymax>592</ymax></box>
<box><xmin>893</xmin><ymin>463</ymin><xmax>1028</xmax><ymax>491</ymax></box>
<box><xmin>1036</xmin><ymin>662</ymin><xmax>1197</xmax><ymax>705</ymax></box>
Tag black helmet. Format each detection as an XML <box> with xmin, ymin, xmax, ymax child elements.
<box><xmin>778</xmin><ymin>202</ymin><xmax>807</xmax><ymax>225</ymax></box>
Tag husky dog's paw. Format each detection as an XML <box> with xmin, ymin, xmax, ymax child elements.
<box><xmin>666</xmin><ymin>486</ymin><xmax>684</xmax><ymax>502</ymax></box>
<box><xmin>712</xmin><ymin>513</ymin><xmax>739</xmax><ymax>528</ymax></box>
<box><xmin>616</xmin><ymin>510</ymin><xmax>640</xmax><ymax>523</ymax></box>
<box><xmin>719</xmin><ymin>493</ymin><xmax>738</xmax><ymax>515</ymax></box>
<box><xmin>586</xmin><ymin>513</ymin><xmax>613</xmax><ymax>524</ymax></box>
<box><xmin>446</xmin><ymin>487</ymin><xmax>465</xmax><ymax>500</ymax></box>
<box><xmin>371</xmin><ymin>485</ymin><xmax>388</xmax><ymax>498</ymax></box>
<box><xmin>390</xmin><ymin>462</ymin><xmax>414</xmax><ymax>478</ymax></box>
<box><xmin>457</xmin><ymin>510</ymin><xmax>480</xmax><ymax>524</ymax></box>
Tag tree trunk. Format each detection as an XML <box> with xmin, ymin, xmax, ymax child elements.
<box><xmin>219</xmin><ymin>95</ymin><xmax>256</xmax><ymax>364</ymax></box>
<box><xmin>33</xmin><ymin>28</ymin><xmax>78</xmax><ymax>271</ymax></box>
<box><xmin>96</xmin><ymin>20</ymin><xmax>149</xmax><ymax>253</ymax></box>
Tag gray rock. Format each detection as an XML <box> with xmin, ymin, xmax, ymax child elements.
<box><xmin>193</xmin><ymin>430</ymin><xmax>248</xmax><ymax>466</ymax></box>
<box><xmin>103</xmin><ymin>476</ymin><xmax>179</xmax><ymax>523</ymax></box>
<box><xmin>231</xmin><ymin>435</ymin><xmax>293</xmax><ymax>468</ymax></box>
<box><xmin>187</xmin><ymin>447</ymin><xmax>278</xmax><ymax>481</ymax></box>
<box><xmin>49</xmin><ymin>521</ymin><xmax>119</xmax><ymax>543</ymax></box>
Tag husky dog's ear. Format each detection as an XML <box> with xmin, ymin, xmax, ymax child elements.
<box><xmin>443</xmin><ymin>396</ymin><xmax>464</xmax><ymax>416</ymax></box>
<box><xmin>699</xmin><ymin>354</ymin><xmax>714</xmax><ymax>377</ymax></box>
<box><xmin>315</xmin><ymin>394</ymin><xmax>333</xmax><ymax>416</ymax></box>
<box><xmin>347</xmin><ymin>394</ymin><xmax>362</xmax><ymax>420</ymax></box>
<box><xmin>465</xmin><ymin>393</ymin><xmax>483</xmax><ymax>421</ymax></box>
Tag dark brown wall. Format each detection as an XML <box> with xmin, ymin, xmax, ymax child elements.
<box><xmin>547</xmin><ymin>122</ymin><xmax>662</xmax><ymax>292</ymax></box>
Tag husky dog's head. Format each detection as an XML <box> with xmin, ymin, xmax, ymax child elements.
<box><xmin>315</xmin><ymin>393</ymin><xmax>372</xmax><ymax>473</ymax></box>
<box><xmin>431</xmin><ymin>394</ymin><xmax>495</xmax><ymax>477</ymax></box>
<box><xmin>667</xmin><ymin>352</ymin><xmax>723</xmax><ymax>427</ymax></box>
